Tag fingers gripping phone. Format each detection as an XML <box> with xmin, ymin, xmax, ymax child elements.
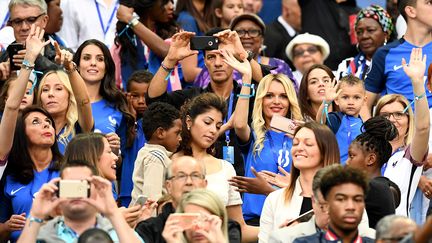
<box><xmin>134</xmin><ymin>195</ymin><xmax>148</xmax><ymax>207</ymax></box>
<box><xmin>270</xmin><ymin>114</ymin><xmax>297</xmax><ymax>135</ymax></box>
<box><xmin>170</xmin><ymin>213</ymin><xmax>201</xmax><ymax>230</ymax></box>
<box><xmin>190</xmin><ymin>36</ymin><xmax>219</xmax><ymax>50</ymax></box>
<box><xmin>7</xmin><ymin>43</ymin><xmax>25</xmax><ymax>71</ymax></box>
<box><xmin>57</xmin><ymin>180</ymin><xmax>90</xmax><ymax>198</ymax></box>
<box><xmin>286</xmin><ymin>210</ymin><xmax>314</xmax><ymax>227</ymax></box>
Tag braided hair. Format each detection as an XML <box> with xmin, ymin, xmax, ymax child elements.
<box><xmin>352</xmin><ymin>116</ymin><xmax>398</xmax><ymax>168</ymax></box>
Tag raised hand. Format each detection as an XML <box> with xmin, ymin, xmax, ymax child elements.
<box><xmin>54</xmin><ymin>41</ymin><xmax>74</xmax><ymax>71</ymax></box>
<box><xmin>324</xmin><ymin>79</ymin><xmax>341</xmax><ymax>103</ymax></box>
<box><xmin>24</xmin><ymin>24</ymin><xmax>50</xmax><ymax>63</ymax></box>
<box><xmin>116</xmin><ymin>4</ymin><xmax>134</xmax><ymax>23</ymax></box>
<box><xmin>84</xmin><ymin>176</ymin><xmax>118</xmax><ymax>217</ymax></box>
<box><xmin>165</xmin><ymin>31</ymin><xmax>199</xmax><ymax>66</ymax></box>
<box><xmin>220</xmin><ymin>49</ymin><xmax>251</xmax><ymax>77</ymax></box>
<box><xmin>30</xmin><ymin>178</ymin><xmax>65</xmax><ymax>220</ymax></box>
<box><xmin>214</xmin><ymin>30</ymin><xmax>246</xmax><ymax>60</ymax></box>
<box><xmin>197</xmin><ymin>215</ymin><xmax>226</xmax><ymax>243</ymax></box>
<box><xmin>402</xmin><ymin>48</ymin><xmax>427</xmax><ymax>85</ymax></box>
<box><xmin>162</xmin><ymin>215</ymin><xmax>183</xmax><ymax>243</ymax></box>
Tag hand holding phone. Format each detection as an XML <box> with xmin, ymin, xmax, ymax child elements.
<box><xmin>280</xmin><ymin>210</ymin><xmax>314</xmax><ymax>228</ymax></box>
<box><xmin>270</xmin><ymin>114</ymin><xmax>298</xmax><ymax>135</ymax></box>
<box><xmin>169</xmin><ymin>213</ymin><xmax>201</xmax><ymax>230</ymax></box>
<box><xmin>134</xmin><ymin>195</ymin><xmax>148</xmax><ymax>207</ymax></box>
<box><xmin>7</xmin><ymin>43</ymin><xmax>25</xmax><ymax>71</ymax></box>
<box><xmin>190</xmin><ymin>36</ymin><xmax>219</xmax><ymax>50</ymax></box>
<box><xmin>57</xmin><ymin>180</ymin><xmax>90</xmax><ymax>198</ymax></box>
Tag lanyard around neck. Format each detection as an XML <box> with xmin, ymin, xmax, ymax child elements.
<box><xmin>94</xmin><ymin>0</ymin><xmax>119</xmax><ymax>38</ymax></box>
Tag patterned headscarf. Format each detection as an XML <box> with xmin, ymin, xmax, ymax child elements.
<box><xmin>355</xmin><ymin>5</ymin><xmax>394</xmax><ymax>36</ymax></box>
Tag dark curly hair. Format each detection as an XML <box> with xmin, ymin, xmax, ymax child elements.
<box><xmin>179</xmin><ymin>93</ymin><xmax>227</xmax><ymax>156</ymax></box>
<box><xmin>142</xmin><ymin>102</ymin><xmax>180</xmax><ymax>141</ymax></box>
<box><xmin>320</xmin><ymin>165</ymin><xmax>369</xmax><ymax>199</ymax></box>
<box><xmin>352</xmin><ymin>116</ymin><xmax>398</xmax><ymax>168</ymax></box>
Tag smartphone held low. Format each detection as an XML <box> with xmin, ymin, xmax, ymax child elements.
<box><xmin>270</xmin><ymin>114</ymin><xmax>298</xmax><ymax>135</ymax></box>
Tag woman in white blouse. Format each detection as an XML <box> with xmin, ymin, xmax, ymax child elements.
<box><xmin>259</xmin><ymin>121</ymin><xmax>340</xmax><ymax>243</ymax></box>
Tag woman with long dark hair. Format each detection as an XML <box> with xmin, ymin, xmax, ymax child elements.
<box><xmin>73</xmin><ymin>39</ymin><xmax>136</xmax><ymax>206</ymax></box>
<box><xmin>0</xmin><ymin>26</ymin><xmax>62</xmax><ymax>242</ymax></box>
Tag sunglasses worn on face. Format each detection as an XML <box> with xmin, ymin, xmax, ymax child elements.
<box><xmin>9</xmin><ymin>13</ymin><xmax>45</xmax><ymax>27</ymax></box>
<box><xmin>293</xmin><ymin>46</ymin><xmax>320</xmax><ymax>58</ymax></box>
<box><xmin>235</xmin><ymin>29</ymin><xmax>262</xmax><ymax>38</ymax></box>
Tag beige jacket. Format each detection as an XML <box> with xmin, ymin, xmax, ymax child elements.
<box><xmin>129</xmin><ymin>143</ymin><xmax>172</xmax><ymax>206</ymax></box>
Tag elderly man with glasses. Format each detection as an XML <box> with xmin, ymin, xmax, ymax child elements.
<box><xmin>134</xmin><ymin>156</ymin><xmax>208</xmax><ymax>243</ymax></box>
<box><xmin>0</xmin><ymin>0</ymin><xmax>59</xmax><ymax>83</ymax></box>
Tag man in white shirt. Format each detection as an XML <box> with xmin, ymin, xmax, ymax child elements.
<box><xmin>58</xmin><ymin>0</ymin><xmax>119</xmax><ymax>51</ymax></box>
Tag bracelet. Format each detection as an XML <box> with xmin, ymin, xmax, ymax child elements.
<box><xmin>21</xmin><ymin>60</ymin><xmax>35</xmax><ymax>70</ymax></box>
<box><xmin>237</xmin><ymin>93</ymin><xmax>254</xmax><ymax>99</ymax></box>
<box><xmin>28</xmin><ymin>215</ymin><xmax>43</xmax><ymax>226</ymax></box>
<box><xmin>128</xmin><ymin>16</ymin><xmax>140</xmax><ymax>28</ymax></box>
<box><xmin>63</xmin><ymin>62</ymin><xmax>77</xmax><ymax>74</ymax></box>
<box><xmin>241</xmin><ymin>83</ymin><xmax>256</xmax><ymax>96</ymax></box>
<box><xmin>161</xmin><ymin>61</ymin><xmax>174</xmax><ymax>72</ymax></box>
<box><xmin>415</xmin><ymin>92</ymin><xmax>426</xmax><ymax>100</ymax></box>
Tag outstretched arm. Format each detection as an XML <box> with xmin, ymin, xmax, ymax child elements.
<box><xmin>116</xmin><ymin>4</ymin><xmax>170</xmax><ymax>58</ymax></box>
<box><xmin>147</xmin><ymin>31</ymin><xmax>198</xmax><ymax>99</ymax></box>
<box><xmin>0</xmin><ymin>25</ymin><xmax>50</xmax><ymax>160</ymax></box>
<box><xmin>403</xmin><ymin>48</ymin><xmax>429</xmax><ymax>162</ymax></box>
<box><xmin>54</xmin><ymin>42</ymin><xmax>93</xmax><ymax>133</ymax></box>
<box><xmin>220</xmin><ymin>49</ymin><xmax>252</xmax><ymax>142</ymax></box>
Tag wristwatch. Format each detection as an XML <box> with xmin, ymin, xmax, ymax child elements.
<box><xmin>246</xmin><ymin>50</ymin><xmax>254</xmax><ymax>61</ymax></box>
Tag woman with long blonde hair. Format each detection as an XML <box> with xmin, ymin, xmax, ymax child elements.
<box><xmin>36</xmin><ymin>43</ymin><xmax>93</xmax><ymax>153</ymax></box>
<box><xmin>232</xmin><ymin>68</ymin><xmax>302</xmax><ymax>225</ymax></box>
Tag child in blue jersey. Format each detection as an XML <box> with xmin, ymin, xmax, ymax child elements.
<box><xmin>119</xmin><ymin>70</ymin><xmax>152</xmax><ymax>207</ymax></box>
<box><xmin>317</xmin><ymin>75</ymin><xmax>367</xmax><ymax>164</ymax></box>
<box><xmin>130</xmin><ymin>102</ymin><xmax>182</xmax><ymax>206</ymax></box>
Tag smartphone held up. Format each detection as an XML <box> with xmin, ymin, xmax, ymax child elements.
<box><xmin>57</xmin><ymin>180</ymin><xmax>90</xmax><ymax>199</ymax></box>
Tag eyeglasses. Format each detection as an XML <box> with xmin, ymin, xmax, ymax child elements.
<box><xmin>235</xmin><ymin>29</ymin><xmax>262</xmax><ymax>38</ymax></box>
<box><xmin>168</xmin><ymin>173</ymin><xmax>205</xmax><ymax>182</ymax></box>
<box><xmin>9</xmin><ymin>13</ymin><xmax>45</xmax><ymax>27</ymax></box>
<box><xmin>293</xmin><ymin>46</ymin><xmax>320</xmax><ymax>58</ymax></box>
<box><xmin>380</xmin><ymin>112</ymin><xmax>408</xmax><ymax>120</ymax></box>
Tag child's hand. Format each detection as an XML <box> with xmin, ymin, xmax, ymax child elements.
<box><xmin>324</xmin><ymin>78</ymin><xmax>341</xmax><ymax>103</ymax></box>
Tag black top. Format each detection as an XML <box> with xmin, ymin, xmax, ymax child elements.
<box><xmin>135</xmin><ymin>202</ymin><xmax>175</xmax><ymax>243</ymax></box>
<box><xmin>264</xmin><ymin>19</ymin><xmax>296</xmax><ymax>69</ymax></box>
<box><xmin>134</xmin><ymin>202</ymin><xmax>242</xmax><ymax>243</ymax></box>
<box><xmin>300</xmin><ymin>197</ymin><xmax>313</xmax><ymax>215</ymax></box>
<box><xmin>299</xmin><ymin>0</ymin><xmax>359</xmax><ymax>69</ymax></box>
<box><xmin>365</xmin><ymin>176</ymin><xmax>397</xmax><ymax>229</ymax></box>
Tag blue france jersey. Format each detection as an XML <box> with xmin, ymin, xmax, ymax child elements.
<box><xmin>119</xmin><ymin>119</ymin><xmax>146</xmax><ymax>207</ymax></box>
<box><xmin>0</xmin><ymin>168</ymin><xmax>59</xmax><ymax>242</ymax></box>
<box><xmin>91</xmin><ymin>99</ymin><xmax>123</xmax><ymax>135</ymax></box>
<box><xmin>365</xmin><ymin>39</ymin><xmax>432</xmax><ymax>108</ymax></box>
<box><xmin>239</xmin><ymin>130</ymin><xmax>292</xmax><ymax>220</ymax></box>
